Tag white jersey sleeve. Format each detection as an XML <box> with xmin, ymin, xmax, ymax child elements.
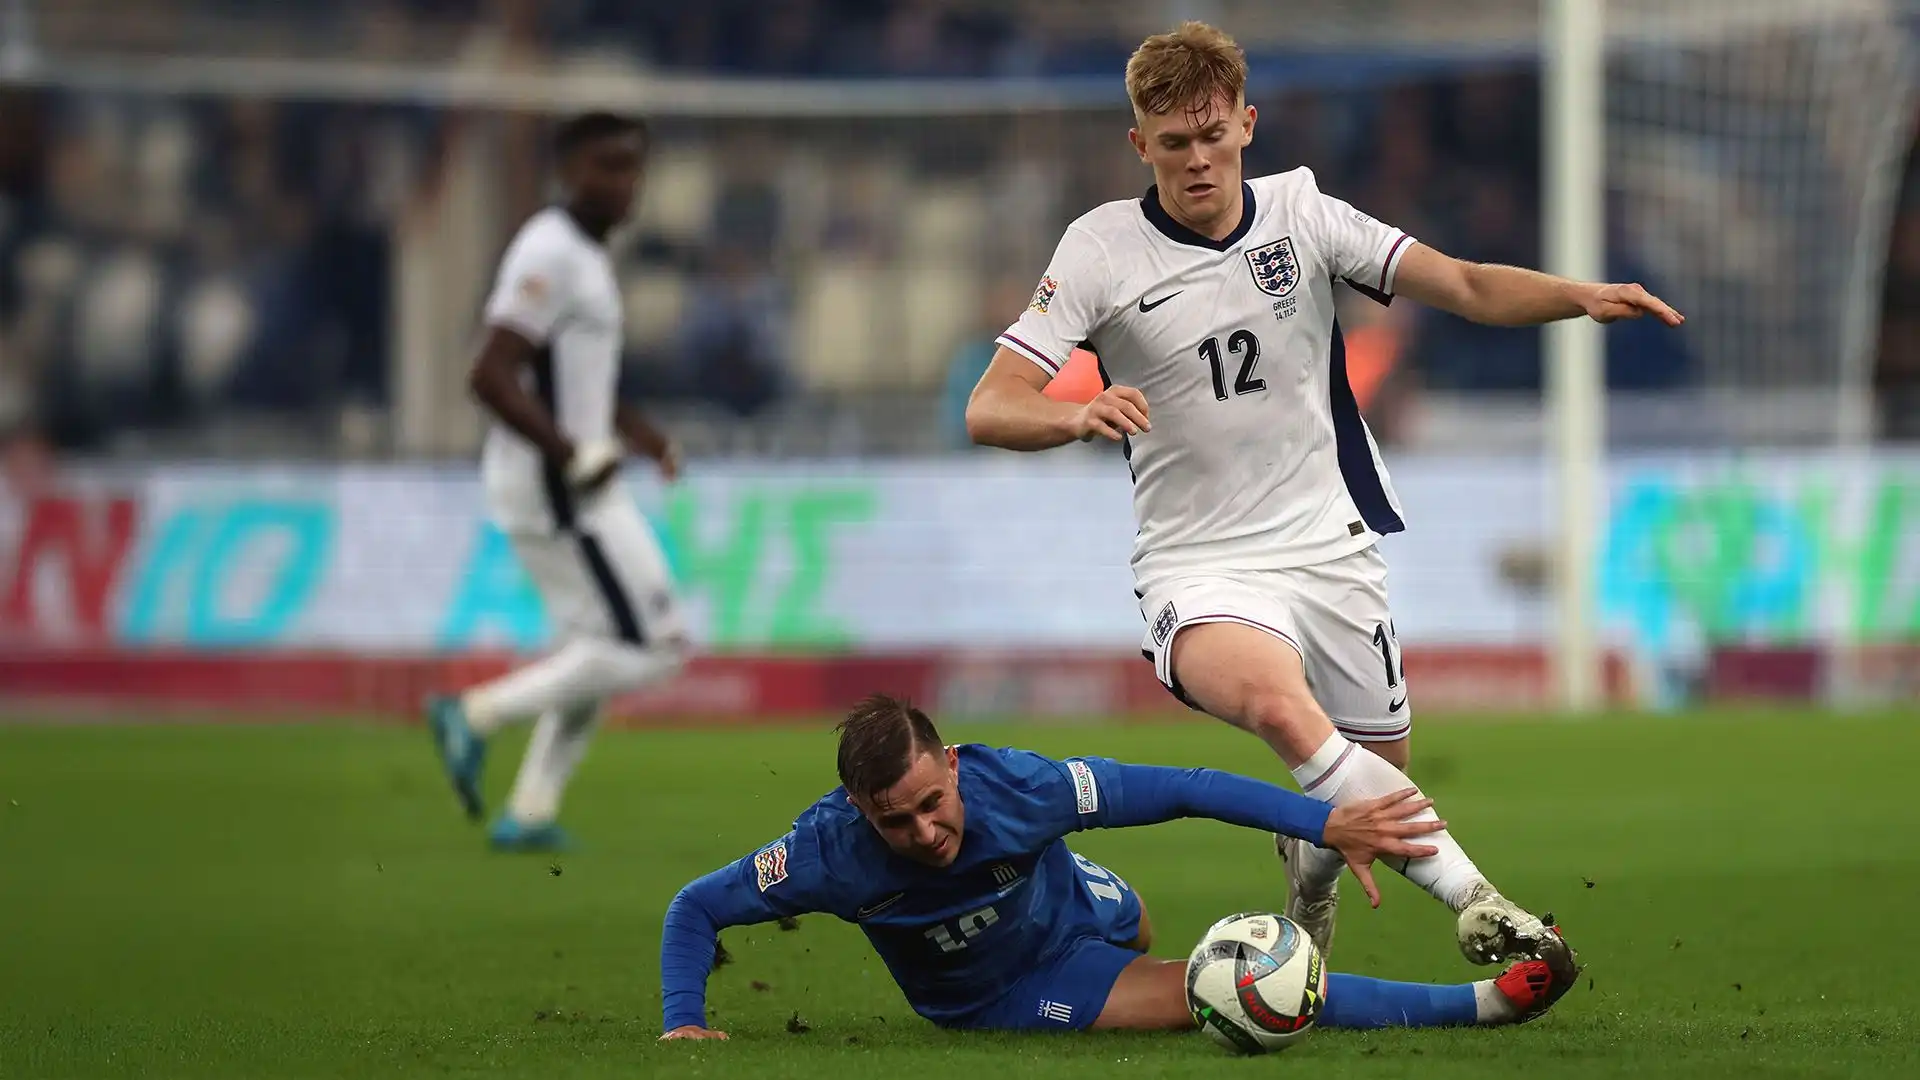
<box><xmin>483</xmin><ymin>222</ymin><xmax>578</xmax><ymax>345</ymax></box>
<box><xmin>1294</xmin><ymin>168</ymin><xmax>1416</xmax><ymax>303</ymax></box>
<box><xmin>995</xmin><ymin>224</ymin><xmax>1114</xmax><ymax>378</ymax></box>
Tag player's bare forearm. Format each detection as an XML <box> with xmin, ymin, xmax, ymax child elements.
<box><xmin>469</xmin><ymin>327</ymin><xmax>573</xmax><ymax>463</ymax></box>
<box><xmin>615</xmin><ymin>402</ymin><xmax>671</xmax><ymax>459</ymax></box>
<box><xmin>964</xmin><ymin>350</ymin><xmax>1082</xmax><ymax>451</ymax></box>
<box><xmin>1393</xmin><ymin>254</ymin><xmax>1588</xmax><ymax>327</ymax></box>
<box><xmin>1443</xmin><ymin>262</ymin><xmax>1590</xmax><ymax>326</ymax></box>
<box><xmin>1394</xmin><ymin>242</ymin><xmax>1684</xmax><ymax>328</ymax></box>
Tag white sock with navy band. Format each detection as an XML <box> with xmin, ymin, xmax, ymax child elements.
<box><xmin>1288</xmin><ymin>732</ymin><xmax>1490</xmax><ymax>912</ymax></box>
<box><xmin>464</xmin><ymin>639</ymin><xmax>682</xmax><ymax>736</ymax></box>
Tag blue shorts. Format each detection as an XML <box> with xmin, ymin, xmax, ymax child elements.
<box><xmin>959</xmin><ymin>852</ymin><xmax>1145</xmax><ymax>1032</ymax></box>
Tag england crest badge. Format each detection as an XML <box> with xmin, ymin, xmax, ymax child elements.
<box><xmin>1245</xmin><ymin>236</ymin><xmax>1300</xmax><ymax>297</ymax></box>
<box><xmin>1151</xmin><ymin>601</ymin><xmax>1178</xmax><ymax>647</ymax></box>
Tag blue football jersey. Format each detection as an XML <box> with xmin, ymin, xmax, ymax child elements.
<box><xmin>721</xmin><ymin>745</ymin><xmax>1122</xmax><ymax>1022</ymax></box>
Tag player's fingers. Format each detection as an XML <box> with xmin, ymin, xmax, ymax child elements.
<box><xmin>1097</xmin><ymin>404</ymin><xmax>1142</xmax><ymax>436</ymax></box>
<box><xmin>1114</xmin><ymin>400</ymin><xmax>1151</xmax><ymax>433</ymax></box>
<box><xmin>1639</xmin><ymin>293</ymin><xmax>1684</xmax><ymax>325</ymax></box>
<box><xmin>1092</xmin><ymin>406</ymin><xmax>1140</xmax><ymax>437</ymax></box>
<box><xmin>1387</xmin><ymin>794</ymin><xmax>1434</xmax><ymax>818</ymax></box>
<box><xmin>1087</xmin><ymin>415</ymin><xmax>1124</xmax><ymax>442</ymax></box>
<box><xmin>1111</xmin><ymin>385</ymin><xmax>1151</xmax><ymax>418</ymax></box>
<box><xmin>1385</xmin><ymin>841</ymin><xmax>1440</xmax><ymax>860</ymax></box>
<box><xmin>1389</xmin><ymin>817</ymin><xmax>1447</xmax><ymax>836</ymax></box>
<box><xmin>1350</xmin><ymin>858</ymin><xmax>1383</xmax><ymax>908</ymax></box>
<box><xmin>1368</xmin><ymin>787</ymin><xmax>1422</xmax><ymax>811</ymax></box>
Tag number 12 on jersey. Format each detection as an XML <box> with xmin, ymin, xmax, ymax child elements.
<box><xmin>1200</xmin><ymin>331</ymin><xmax>1265</xmax><ymax>401</ymax></box>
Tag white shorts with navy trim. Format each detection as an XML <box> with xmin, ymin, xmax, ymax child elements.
<box><xmin>507</xmin><ymin>495</ymin><xmax>682</xmax><ymax>648</ymax></box>
<box><xmin>1137</xmin><ymin>546</ymin><xmax>1412</xmax><ymax>742</ymax></box>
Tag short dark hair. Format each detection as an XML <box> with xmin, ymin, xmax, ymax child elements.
<box><xmin>554</xmin><ymin>111</ymin><xmax>648</xmax><ymax>161</ymax></box>
<box><xmin>836</xmin><ymin>693</ymin><xmax>944</xmax><ymax>801</ymax></box>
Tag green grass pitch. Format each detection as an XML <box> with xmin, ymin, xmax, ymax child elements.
<box><xmin>1</xmin><ymin>709</ymin><xmax>1915</xmax><ymax>1079</ymax></box>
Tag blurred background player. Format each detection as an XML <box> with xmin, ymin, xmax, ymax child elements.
<box><xmin>427</xmin><ymin>112</ymin><xmax>687</xmax><ymax>853</ymax></box>
<box><xmin>657</xmin><ymin>694</ymin><xmax>1575</xmax><ymax>1039</ymax></box>
<box><xmin>964</xmin><ymin>23</ymin><xmax>1681</xmax><ymax>967</ymax></box>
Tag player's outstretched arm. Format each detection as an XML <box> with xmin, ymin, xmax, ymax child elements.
<box><xmin>965</xmin><ymin>348</ymin><xmax>1150</xmax><ymax>450</ymax></box>
<box><xmin>1392</xmin><ymin>241</ymin><xmax>1685</xmax><ymax>329</ymax></box>
<box><xmin>659</xmin><ymin>841</ymin><xmax>831</xmax><ymax>1041</ymax></box>
<box><xmin>658</xmin><ymin>867</ymin><xmax>779</xmax><ymax>1040</ymax></box>
<box><xmin>1075</xmin><ymin>760</ymin><xmax>1442</xmax><ymax>906</ymax></box>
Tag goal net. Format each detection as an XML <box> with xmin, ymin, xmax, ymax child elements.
<box><xmin>1604</xmin><ymin>0</ymin><xmax>1920</xmax><ymax>447</ymax></box>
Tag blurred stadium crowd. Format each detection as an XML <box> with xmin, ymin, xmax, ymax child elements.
<box><xmin>0</xmin><ymin>0</ymin><xmax>1916</xmax><ymax>460</ymax></box>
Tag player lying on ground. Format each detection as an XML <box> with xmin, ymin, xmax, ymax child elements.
<box><xmin>657</xmin><ymin>695</ymin><xmax>1576</xmax><ymax>1039</ymax></box>
<box><xmin>427</xmin><ymin>111</ymin><xmax>688</xmax><ymax>853</ymax></box>
<box><xmin>965</xmin><ymin>22</ymin><xmax>1682</xmax><ymax>968</ymax></box>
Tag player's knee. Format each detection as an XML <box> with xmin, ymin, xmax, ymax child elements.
<box><xmin>1363</xmin><ymin>737</ymin><xmax>1410</xmax><ymax>771</ymax></box>
<box><xmin>589</xmin><ymin>635</ymin><xmax>686</xmax><ymax>689</ymax></box>
<box><xmin>1241</xmin><ymin>684</ymin><xmax>1334</xmax><ymax>761</ymax></box>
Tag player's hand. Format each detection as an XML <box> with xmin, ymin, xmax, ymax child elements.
<box><xmin>655</xmin><ymin>439</ymin><xmax>682</xmax><ymax>484</ymax></box>
<box><xmin>659</xmin><ymin>1025</ymin><xmax>729</xmax><ymax>1041</ymax></box>
<box><xmin>1070</xmin><ymin>385</ymin><xmax>1151</xmax><ymax>442</ymax></box>
<box><xmin>564</xmin><ymin>437</ymin><xmax>623</xmax><ymax>493</ymax></box>
<box><xmin>1583</xmin><ymin>282</ymin><xmax>1685</xmax><ymax>327</ymax></box>
<box><xmin>1321</xmin><ymin>788</ymin><xmax>1445</xmax><ymax>910</ymax></box>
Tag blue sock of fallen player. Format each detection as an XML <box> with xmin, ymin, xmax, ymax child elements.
<box><xmin>1320</xmin><ymin>973</ymin><xmax>1478</xmax><ymax>1029</ymax></box>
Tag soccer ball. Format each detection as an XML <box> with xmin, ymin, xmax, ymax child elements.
<box><xmin>1185</xmin><ymin>911</ymin><xmax>1327</xmax><ymax>1054</ymax></box>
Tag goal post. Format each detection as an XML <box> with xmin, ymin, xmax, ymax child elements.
<box><xmin>1544</xmin><ymin>0</ymin><xmax>1920</xmax><ymax>710</ymax></box>
<box><xmin>1543</xmin><ymin>0</ymin><xmax>1606</xmax><ymax>712</ymax></box>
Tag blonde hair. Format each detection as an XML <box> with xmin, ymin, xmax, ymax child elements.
<box><xmin>1125</xmin><ymin>21</ymin><xmax>1248</xmax><ymax>120</ymax></box>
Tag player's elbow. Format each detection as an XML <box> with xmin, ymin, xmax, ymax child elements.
<box><xmin>962</xmin><ymin>399</ymin><xmax>993</xmax><ymax>446</ymax></box>
<box><xmin>465</xmin><ymin>359</ymin><xmax>496</xmax><ymax>402</ymax></box>
<box><xmin>962</xmin><ymin>388</ymin><xmax>1003</xmax><ymax>447</ymax></box>
<box><xmin>467</xmin><ymin>354</ymin><xmax>516</xmax><ymax>411</ymax></box>
<box><xmin>1450</xmin><ymin>263</ymin><xmax>1534</xmax><ymax>327</ymax></box>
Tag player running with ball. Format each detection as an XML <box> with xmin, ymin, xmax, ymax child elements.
<box><xmin>966</xmin><ymin>23</ymin><xmax>1683</xmax><ymax>968</ymax></box>
<box><xmin>657</xmin><ymin>695</ymin><xmax>1576</xmax><ymax>1039</ymax></box>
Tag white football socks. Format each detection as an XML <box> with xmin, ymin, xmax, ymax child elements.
<box><xmin>1472</xmin><ymin>978</ymin><xmax>1517</xmax><ymax>1024</ymax></box>
<box><xmin>506</xmin><ymin>703</ymin><xmax>599</xmax><ymax>825</ymax></box>
<box><xmin>1288</xmin><ymin>732</ymin><xmax>1490</xmax><ymax>912</ymax></box>
<box><xmin>463</xmin><ymin>638</ymin><xmax>683</xmax><ymax>736</ymax></box>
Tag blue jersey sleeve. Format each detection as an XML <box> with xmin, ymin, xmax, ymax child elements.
<box><xmin>659</xmin><ymin>826</ymin><xmax>846</xmax><ymax>1032</ymax></box>
<box><xmin>1057</xmin><ymin>755</ymin><xmax>1332</xmax><ymax>845</ymax></box>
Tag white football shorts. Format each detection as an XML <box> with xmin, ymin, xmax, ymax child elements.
<box><xmin>506</xmin><ymin>494</ymin><xmax>684</xmax><ymax>648</ymax></box>
<box><xmin>1136</xmin><ymin>545</ymin><xmax>1411</xmax><ymax>742</ymax></box>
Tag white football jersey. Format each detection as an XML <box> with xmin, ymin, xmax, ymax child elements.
<box><xmin>996</xmin><ymin>168</ymin><xmax>1413</xmax><ymax>583</ymax></box>
<box><xmin>479</xmin><ymin>207</ymin><xmax>626</xmax><ymax>534</ymax></box>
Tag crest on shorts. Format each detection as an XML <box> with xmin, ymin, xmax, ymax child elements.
<box><xmin>1245</xmin><ymin>236</ymin><xmax>1300</xmax><ymax>297</ymax></box>
<box><xmin>1028</xmin><ymin>275</ymin><xmax>1059</xmax><ymax>314</ymax></box>
<box><xmin>1151</xmin><ymin>601</ymin><xmax>1178</xmax><ymax>647</ymax></box>
<box><xmin>754</xmin><ymin>839</ymin><xmax>790</xmax><ymax>892</ymax></box>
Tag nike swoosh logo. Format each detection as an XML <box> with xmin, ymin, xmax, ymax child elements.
<box><xmin>1138</xmin><ymin>290</ymin><xmax>1182</xmax><ymax>313</ymax></box>
<box><xmin>855</xmin><ymin>893</ymin><xmax>904</xmax><ymax>920</ymax></box>
<box><xmin>1387</xmin><ymin>696</ymin><xmax>1407</xmax><ymax>714</ymax></box>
